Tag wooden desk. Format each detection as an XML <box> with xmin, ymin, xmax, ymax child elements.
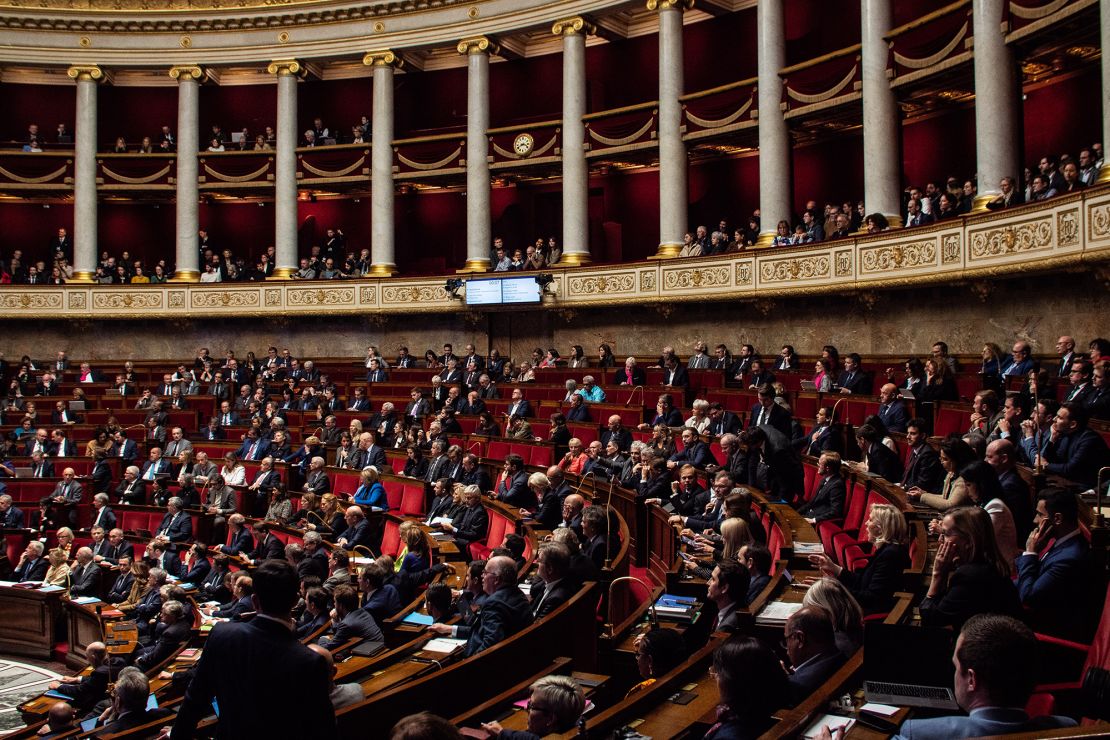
<box><xmin>63</xmin><ymin>600</ymin><xmax>106</xmax><ymax>668</ymax></box>
<box><xmin>0</xmin><ymin>584</ymin><xmax>63</xmax><ymax>660</ymax></box>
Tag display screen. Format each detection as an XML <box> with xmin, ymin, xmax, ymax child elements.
<box><xmin>465</xmin><ymin>277</ymin><xmax>542</xmax><ymax>306</ymax></box>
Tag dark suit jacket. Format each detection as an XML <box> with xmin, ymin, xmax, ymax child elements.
<box><xmin>108</xmin><ymin>571</ymin><xmax>135</xmax><ymax>602</ymax></box>
<box><xmin>565</xmin><ymin>404</ymin><xmax>591</xmax><ymax>422</ymax></box>
<box><xmin>14</xmin><ymin>557</ymin><xmax>48</xmax><ymax>581</ymax></box>
<box><xmin>746</xmin><ymin>573</ymin><xmax>771</xmax><ymax>606</ymax></box>
<box><xmin>182</xmin><ymin>557</ymin><xmax>211</xmax><ymax>584</ymax></box>
<box><xmin>251</xmin><ymin>534</ymin><xmax>285</xmax><ymax>562</ymax></box>
<box><xmin>452</xmin><ymin>505</ymin><xmax>490</xmax><ymax>549</ymax></box>
<box><xmin>877</xmin><ymin>401</ymin><xmax>909</xmax><ymax>433</ymax></box>
<box><xmin>69</xmin><ymin>562</ymin><xmax>102</xmax><ymax>597</ymax></box>
<box><xmin>614</xmin><ymin>366</ymin><xmax>646</xmax><ymax>386</ymax></box>
<box><xmin>797</xmin><ymin>475</ymin><xmax>846</xmax><ymax>522</ymax></box>
<box><xmin>919</xmin><ymin>562</ymin><xmax>1021</xmax><ymax>630</ymax></box>
<box><xmin>748</xmin><ymin>402</ymin><xmax>793</xmax><ymax>437</ymax></box>
<box><xmin>670</xmin><ymin>440</ymin><xmax>712</xmax><ymax>469</ymax></box>
<box><xmin>864</xmin><ymin>442</ymin><xmax>904</xmax><ymax>483</ymax></box>
<box><xmin>838</xmin><ymin>543</ymin><xmax>910</xmax><ymax>613</ymax></box>
<box><xmin>749</xmin><ymin>425</ymin><xmax>805</xmax><ymax>504</ymax></box>
<box><xmin>0</xmin><ymin>505</ymin><xmax>25</xmax><ymax>528</ymax></box>
<box><xmin>321</xmin><ymin>607</ymin><xmax>383</xmax><ymax>649</ymax></box>
<box><xmin>221</xmin><ymin>529</ymin><xmax>254</xmax><ymax>556</ymax></box>
<box><xmin>707</xmin><ymin>412</ymin><xmax>741</xmax><ymax>438</ymax></box>
<box><xmin>100</xmin><ymin>707</ymin><xmax>174</xmax><ymax>735</ymax></box>
<box><xmin>901</xmin><ymin>444</ymin><xmax>945</xmax><ymax>492</ymax></box>
<box><xmin>458</xmin><ymin>586</ymin><xmax>533</xmax><ymax>656</ymax></box>
<box><xmin>236</xmin><ymin>437</ymin><xmax>271</xmax><ymax>461</ymax></box>
<box><xmin>136</xmin><ymin>618</ymin><xmax>191</xmax><ymax>670</ymax></box>
<box><xmin>340</xmin><ymin>520</ymin><xmax>376</xmax><ymax>552</ymax></box>
<box><xmin>362</xmin><ymin>585</ymin><xmax>403</xmax><ymax>624</ymax></box>
<box><xmin>835</xmin><ymin>370</ymin><xmax>871</xmax><ymax>395</ymax></box>
<box><xmin>156</xmin><ymin>511</ymin><xmax>193</xmax><ymax>544</ymax></box>
<box><xmin>496</xmin><ymin>471</ymin><xmax>533</xmax><ymax>509</ymax></box>
<box><xmin>53</xmin><ymin>663</ymin><xmax>111</xmax><ymax>709</ymax></box>
<box><xmin>529</xmin><ymin>578</ymin><xmax>578</xmax><ymax>619</ymax></box>
<box><xmin>213</xmin><ymin>594</ymin><xmax>254</xmax><ymax>619</ymax></box>
<box><xmin>1016</xmin><ymin>534</ymin><xmax>1092</xmax><ymax>637</ymax></box>
<box><xmin>175</xmin><ymin>617</ymin><xmax>337</xmax><ymax>739</ymax></box>
<box><xmin>787</xmin><ymin>649</ymin><xmax>847</xmax><ymax>706</ymax></box>
<box><xmin>506</xmin><ymin>399</ymin><xmax>533</xmax><ymax>418</ymax></box>
<box><xmin>1044</xmin><ymin>427</ymin><xmax>1108</xmax><ymax>487</ymax></box>
<box><xmin>663</xmin><ymin>365</ymin><xmax>689</xmax><ymax>387</ymax></box>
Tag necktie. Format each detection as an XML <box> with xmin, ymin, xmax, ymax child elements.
<box><xmin>248</xmin><ymin>442</ymin><xmax>258</xmax><ymax>459</ymax></box>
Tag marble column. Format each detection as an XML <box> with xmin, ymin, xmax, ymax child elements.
<box><xmin>67</xmin><ymin>65</ymin><xmax>103</xmax><ymax>283</ymax></box>
<box><xmin>649</xmin><ymin>0</ymin><xmax>690</xmax><ymax>259</ymax></box>
<box><xmin>1099</xmin><ymin>0</ymin><xmax>1110</xmax><ymax>183</ymax></box>
<box><xmin>267</xmin><ymin>60</ymin><xmax>304</xmax><ymax>279</ymax></box>
<box><xmin>756</xmin><ymin>0</ymin><xmax>791</xmax><ymax>246</ymax></box>
<box><xmin>363</xmin><ymin>51</ymin><xmax>403</xmax><ymax>276</ymax></box>
<box><xmin>553</xmin><ymin>17</ymin><xmax>595</xmax><ymax>266</ymax></box>
<box><xmin>970</xmin><ymin>0</ymin><xmax>1020</xmax><ymax>211</ymax></box>
<box><xmin>861</xmin><ymin>0</ymin><xmax>901</xmax><ymax>227</ymax></box>
<box><xmin>169</xmin><ymin>65</ymin><xmax>204</xmax><ymax>282</ymax></box>
<box><xmin>458</xmin><ymin>37</ymin><xmax>498</xmax><ymax>272</ymax></box>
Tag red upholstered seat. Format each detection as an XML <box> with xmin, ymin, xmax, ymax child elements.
<box><xmin>399</xmin><ymin>484</ymin><xmax>426</xmax><ymax>517</ymax></box>
<box><xmin>380</xmin><ymin>520</ymin><xmax>400</xmax><ymax>557</ymax></box>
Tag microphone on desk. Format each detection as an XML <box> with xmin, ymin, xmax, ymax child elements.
<box><xmin>623</xmin><ymin>385</ymin><xmax>644</xmax><ymax>409</ymax></box>
<box><xmin>605</xmin><ymin>575</ymin><xmax>657</xmax><ymax>637</ymax></box>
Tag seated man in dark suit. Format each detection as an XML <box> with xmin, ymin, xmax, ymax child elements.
<box><xmin>876</xmin><ymin>383</ymin><xmax>910</xmax><ymax>433</ymax></box>
<box><xmin>1016</xmin><ymin>488</ymin><xmax>1094</xmax><ymax>638</ymax></box>
<box><xmin>154</xmin><ymin>496</ymin><xmax>192</xmax><ymax>550</ymax></box>
<box><xmin>335</xmin><ymin>506</ymin><xmax>377</xmax><ymax>552</ymax></box>
<box><xmin>0</xmin><ymin>493</ymin><xmax>26</xmax><ymax>528</ymax></box>
<box><xmin>427</xmin><ymin>555</ymin><xmax>532</xmax><ymax>656</ymax></box>
<box><xmin>797</xmin><ymin>452</ymin><xmax>847</xmax><ymax>524</ymax></box>
<box><xmin>528</xmin><ymin>542</ymin><xmax>579</xmax><ymax>620</ymax></box>
<box><xmin>172</xmin><ymin>560</ymin><xmax>338</xmax><ymax>738</ymax></box>
<box><xmin>97</xmin><ymin>668</ymin><xmax>173</xmax><ymax>734</ymax></box>
<box><xmin>668</xmin><ymin>427</ymin><xmax>713</xmax><ymax>470</ymax></box>
<box><xmin>706</xmin><ymin>402</ymin><xmax>742</xmax><ymax>438</ymax></box>
<box><xmin>706</xmin><ymin>559</ymin><xmax>750</xmax><ymax>632</ymax></box>
<box><xmin>855</xmin><ymin>423</ymin><xmax>904</xmax><ymax>483</ymax></box>
<box><xmin>900</xmin><ymin>418</ymin><xmax>945</xmax><ymax>493</ymax></box>
<box><xmin>358</xmin><ymin>561</ymin><xmax>403</xmax><ymax>624</ymax></box>
<box><xmin>13</xmin><ymin>541</ymin><xmax>49</xmax><ymax>581</ymax></box>
<box><xmin>892</xmin><ymin>614</ymin><xmax>1076</xmax><ymax>739</ymax></box>
<box><xmin>580</xmin><ymin>506</ymin><xmax>613</xmax><ymax>570</ymax></box>
<box><xmin>436</xmin><ymin>485</ymin><xmax>489</xmax><ymax>552</ymax></box>
<box><xmin>494</xmin><ymin>454</ymin><xmax>532</xmax><ymax>509</ymax></box>
<box><xmin>240</xmin><ymin>521</ymin><xmax>286</xmax><ymax>566</ymax></box>
<box><xmin>208</xmin><ymin>574</ymin><xmax>255</xmax><ymax>620</ymax></box>
<box><xmin>783</xmin><ymin>606</ymin><xmax>846</xmax><ymax>706</ymax></box>
<box><xmin>48</xmin><ymin>641</ymin><xmax>111</xmax><ymax>712</ymax></box>
<box><xmin>135</xmin><ymin>600</ymin><xmax>191</xmax><ymax>671</ymax></box>
<box><xmin>319</xmin><ymin>585</ymin><xmax>383</xmax><ymax>651</ymax></box>
<box><xmin>107</xmin><ymin>556</ymin><xmax>136</xmax><ymax>603</ymax></box>
<box><xmin>1038</xmin><ymin>402</ymin><xmax>1109</xmax><ymax>489</ymax></box>
<box><xmin>835</xmin><ymin>353</ymin><xmax>872</xmax><ymax>395</ymax></box>
<box><xmin>68</xmin><ymin>547</ymin><xmax>102</xmax><ymax>597</ymax></box>
<box><xmin>740</xmin><ymin>544</ymin><xmax>772</xmax><ymax>606</ymax></box>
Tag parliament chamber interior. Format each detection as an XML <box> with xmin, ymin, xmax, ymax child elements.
<box><xmin>0</xmin><ymin>0</ymin><xmax>1109</xmax><ymax>737</ymax></box>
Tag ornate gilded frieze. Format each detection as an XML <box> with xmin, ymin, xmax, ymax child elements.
<box><xmin>968</xmin><ymin>217</ymin><xmax>1054</xmax><ymax>261</ymax></box>
<box><xmin>758</xmin><ymin>254</ymin><xmax>832</xmax><ymax>284</ymax></box>
<box><xmin>859</xmin><ymin>240</ymin><xmax>937</xmax><ymax>275</ymax></box>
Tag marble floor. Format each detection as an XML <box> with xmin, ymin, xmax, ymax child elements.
<box><xmin>0</xmin><ymin>659</ymin><xmax>61</xmax><ymax>734</ymax></box>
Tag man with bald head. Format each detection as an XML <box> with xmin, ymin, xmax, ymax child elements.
<box><xmin>40</xmin><ymin>702</ymin><xmax>77</xmax><ymax>738</ymax></box>
<box><xmin>427</xmin><ymin>555</ymin><xmax>532</xmax><ymax>655</ymax></box>
<box><xmin>48</xmin><ymin>641</ymin><xmax>109</xmax><ymax>711</ymax></box>
<box><xmin>986</xmin><ymin>439</ymin><xmax>1034</xmax><ymax>541</ymax></box>
<box><xmin>1056</xmin><ymin>335</ymin><xmax>1076</xmax><ymax>378</ymax></box>
<box><xmin>876</xmin><ymin>383</ymin><xmax>909</xmax><ymax>433</ymax></box>
<box><xmin>69</xmin><ymin>547</ymin><xmax>102</xmax><ymax>597</ymax></box>
<box><xmin>560</xmin><ymin>493</ymin><xmax>585</xmax><ymax>537</ymax></box>
<box><xmin>336</xmin><ymin>506</ymin><xmax>374</xmax><ymax>551</ymax></box>
<box><xmin>600</xmin><ymin>414</ymin><xmax>632</xmax><ymax>453</ymax></box>
<box><xmin>50</xmin><ymin>467</ymin><xmax>83</xmax><ymax>525</ymax></box>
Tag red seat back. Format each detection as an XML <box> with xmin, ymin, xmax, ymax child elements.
<box><xmin>400</xmin><ymin>485</ymin><xmax>426</xmax><ymax>517</ymax></box>
<box><xmin>380</xmin><ymin>520</ymin><xmax>400</xmax><ymax>557</ymax></box>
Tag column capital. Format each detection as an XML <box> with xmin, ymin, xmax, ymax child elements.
<box><xmin>66</xmin><ymin>65</ymin><xmax>104</xmax><ymax>82</ymax></box>
<box><xmin>552</xmin><ymin>16</ymin><xmax>596</xmax><ymax>37</ymax></box>
<box><xmin>266</xmin><ymin>59</ymin><xmax>307</xmax><ymax>77</ymax></box>
<box><xmin>362</xmin><ymin>50</ymin><xmax>405</xmax><ymax>69</ymax></box>
<box><xmin>457</xmin><ymin>36</ymin><xmax>500</xmax><ymax>56</ymax></box>
<box><xmin>168</xmin><ymin>65</ymin><xmax>207</xmax><ymax>82</ymax></box>
<box><xmin>646</xmin><ymin>0</ymin><xmax>693</xmax><ymax>11</ymax></box>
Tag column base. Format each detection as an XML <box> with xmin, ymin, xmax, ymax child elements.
<box><xmin>647</xmin><ymin>242</ymin><xmax>682</xmax><ymax>259</ymax></box>
<box><xmin>457</xmin><ymin>259</ymin><xmax>491</xmax><ymax>274</ymax></box>
<box><xmin>168</xmin><ymin>270</ymin><xmax>201</xmax><ymax>283</ymax></box>
<box><xmin>267</xmin><ymin>267</ymin><xmax>296</xmax><ymax>280</ymax></box>
<box><xmin>1098</xmin><ymin>164</ymin><xmax>1110</xmax><ymax>185</ymax></box>
<box><xmin>753</xmin><ymin>231</ymin><xmax>778</xmax><ymax>249</ymax></box>
<box><xmin>555</xmin><ymin>252</ymin><xmax>592</xmax><ymax>266</ymax></box>
<box><xmin>970</xmin><ymin>192</ymin><xmax>999</xmax><ymax>214</ymax></box>
<box><xmin>368</xmin><ymin>263</ymin><xmax>398</xmax><ymax>277</ymax></box>
<box><xmin>68</xmin><ymin>271</ymin><xmax>96</xmax><ymax>283</ymax></box>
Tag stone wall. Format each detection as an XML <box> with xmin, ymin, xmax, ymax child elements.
<box><xmin>1</xmin><ymin>272</ymin><xmax>1104</xmax><ymax>366</ymax></box>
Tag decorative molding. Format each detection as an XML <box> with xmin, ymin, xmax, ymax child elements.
<box><xmin>362</xmin><ymin>50</ymin><xmax>404</xmax><ymax>69</ymax></box>
<box><xmin>66</xmin><ymin>64</ymin><xmax>103</xmax><ymax>81</ymax></box>
<box><xmin>167</xmin><ymin>64</ymin><xmax>205</xmax><ymax>82</ymax></box>
<box><xmin>552</xmin><ymin>16</ymin><xmax>596</xmax><ymax>37</ymax></box>
<box><xmin>645</xmin><ymin>0</ymin><xmax>694</xmax><ymax>10</ymax></box>
<box><xmin>266</xmin><ymin>59</ymin><xmax>305</xmax><ymax>77</ymax></box>
<box><xmin>457</xmin><ymin>36</ymin><xmax>500</xmax><ymax>56</ymax></box>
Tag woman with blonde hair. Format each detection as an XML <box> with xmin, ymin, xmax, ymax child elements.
<box><xmin>353</xmin><ymin>466</ymin><xmax>387</xmax><ymax>509</ymax></box>
<box><xmin>398</xmin><ymin>522</ymin><xmax>431</xmax><ymax>573</ymax></box>
<box><xmin>44</xmin><ymin>548</ymin><xmax>71</xmax><ymax>592</ymax></box>
<box><xmin>808</xmin><ymin>503</ymin><xmax>910</xmax><ymax>613</ymax></box>
<box><xmin>55</xmin><ymin>527</ymin><xmax>75</xmax><ymax>561</ymax></box>
<box><xmin>919</xmin><ymin>506</ymin><xmax>1020</xmax><ymax>629</ymax></box>
<box><xmin>803</xmin><ymin>578</ymin><xmax>864</xmax><ymax>656</ymax></box>
<box><xmin>304</xmin><ymin>493</ymin><xmax>345</xmax><ymax>539</ymax></box>
<box><xmin>219</xmin><ymin>453</ymin><xmax>246</xmax><ymax>486</ymax></box>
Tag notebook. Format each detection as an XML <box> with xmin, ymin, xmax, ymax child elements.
<box><xmin>862</xmin><ymin>623</ymin><xmax>958</xmax><ymax>709</ymax></box>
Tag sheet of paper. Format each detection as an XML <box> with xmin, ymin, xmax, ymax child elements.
<box><xmin>860</xmin><ymin>702</ymin><xmax>900</xmax><ymax>717</ymax></box>
<box><xmin>802</xmin><ymin>714</ymin><xmax>854</xmax><ymax>739</ymax></box>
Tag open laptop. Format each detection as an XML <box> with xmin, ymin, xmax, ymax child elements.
<box><xmin>69</xmin><ymin>399</ymin><xmax>86</xmax><ymax>411</ymax></box>
<box><xmin>862</xmin><ymin>623</ymin><xmax>959</xmax><ymax>710</ymax></box>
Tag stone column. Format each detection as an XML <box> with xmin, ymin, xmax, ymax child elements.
<box><xmin>970</xmin><ymin>0</ymin><xmax>1020</xmax><ymax>210</ymax></box>
<box><xmin>756</xmin><ymin>0</ymin><xmax>791</xmax><ymax>246</ymax></box>
<box><xmin>861</xmin><ymin>0</ymin><xmax>901</xmax><ymax>227</ymax></box>
<box><xmin>363</xmin><ymin>51</ymin><xmax>403</xmax><ymax>276</ymax></box>
<box><xmin>649</xmin><ymin>0</ymin><xmax>690</xmax><ymax>258</ymax></box>
<box><xmin>458</xmin><ymin>37</ymin><xmax>498</xmax><ymax>272</ymax></box>
<box><xmin>267</xmin><ymin>60</ymin><xmax>304</xmax><ymax>279</ymax></box>
<box><xmin>67</xmin><ymin>65</ymin><xmax>103</xmax><ymax>283</ymax></box>
<box><xmin>553</xmin><ymin>17</ymin><xmax>595</xmax><ymax>266</ymax></box>
<box><xmin>1100</xmin><ymin>0</ymin><xmax>1110</xmax><ymax>183</ymax></box>
<box><xmin>169</xmin><ymin>65</ymin><xmax>205</xmax><ymax>282</ymax></box>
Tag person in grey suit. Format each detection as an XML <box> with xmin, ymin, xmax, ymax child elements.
<box><xmin>888</xmin><ymin>614</ymin><xmax>1076</xmax><ymax>740</ymax></box>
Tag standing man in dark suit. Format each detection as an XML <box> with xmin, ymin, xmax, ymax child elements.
<box><xmin>748</xmin><ymin>385</ymin><xmax>793</xmax><ymax>438</ymax></box>
<box><xmin>172</xmin><ymin>560</ymin><xmax>338</xmax><ymax>739</ymax></box>
<box><xmin>743</xmin><ymin>425</ymin><xmax>804</xmax><ymax>504</ymax></box>
<box><xmin>797</xmin><ymin>453</ymin><xmax>846</xmax><ymax>524</ymax></box>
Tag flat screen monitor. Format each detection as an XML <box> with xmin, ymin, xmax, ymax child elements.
<box><xmin>465</xmin><ymin>276</ymin><xmax>542</xmax><ymax>306</ymax></box>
